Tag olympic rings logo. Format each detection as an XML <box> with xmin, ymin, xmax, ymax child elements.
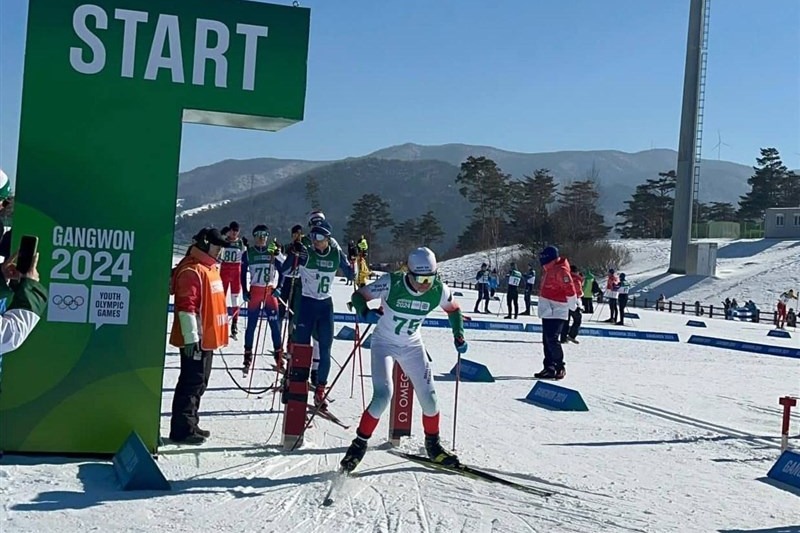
<box><xmin>52</xmin><ymin>294</ymin><xmax>85</xmax><ymax>311</ymax></box>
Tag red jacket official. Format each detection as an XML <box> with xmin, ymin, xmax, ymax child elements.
<box><xmin>170</xmin><ymin>246</ymin><xmax>229</xmax><ymax>351</ymax></box>
<box><xmin>538</xmin><ymin>257</ymin><xmax>578</xmax><ymax>320</ymax></box>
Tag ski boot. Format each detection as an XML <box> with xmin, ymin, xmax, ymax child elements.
<box><xmin>242</xmin><ymin>349</ymin><xmax>253</xmax><ymax>376</ymax></box>
<box><xmin>314</xmin><ymin>384</ymin><xmax>328</xmax><ymax>411</ymax></box>
<box><xmin>425</xmin><ymin>433</ymin><xmax>460</xmax><ymax>467</ymax></box>
<box><xmin>340</xmin><ymin>435</ymin><xmax>368</xmax><ymax>473</ymax></box>
<box><xmin>230</xmin><ymin>318</ymin><xmax>239</xmax><ymax>340</ymax></box>
<box><xmin>555</xmin><ymin>367</ymin><xmax>566</xmax><ymax>380</ymax></box>
<box><xmin>534</xmin><ymin>367</ymin><xmax>557</xmax><ymax>379</ymax></box>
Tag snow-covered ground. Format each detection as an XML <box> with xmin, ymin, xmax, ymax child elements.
<box><xmin>2</xmin><ymin>272</ymin><xmax>799</xmax><ymax>532</ymax></box>
<box><xmin>438</xmin><ymin>245</ymin><xmax>525</xmax><ymax>282</ymax></box>
<box><xmin>441</xmin><ymin>238</ymin><xmax>800</xmax><ymax>313</ymax></box>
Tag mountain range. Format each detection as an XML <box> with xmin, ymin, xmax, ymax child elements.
<box><xmin>174</xmin><ymin>143</ymin><xmax>756</xmax><ymax>252</ymax></box>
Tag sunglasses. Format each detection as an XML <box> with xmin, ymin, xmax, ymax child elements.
<box><xmin>310</xmin><ymin>232</ymin><xmax>329</xmax><ymax>242</ymax></box>
<box><xmin>253</xmin><ymin>231</ymin><xmax>269</xmax><ymax>238</ymax></box>
<box><xmin>410</xmin><ymin>272</ymin><xmax>436</xmax><ymax>285</ymax></box>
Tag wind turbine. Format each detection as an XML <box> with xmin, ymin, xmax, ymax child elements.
<box><xmin>711</xmin><ymin>130</ymin><xmax>730</xmax><ymax>160</ymax></box>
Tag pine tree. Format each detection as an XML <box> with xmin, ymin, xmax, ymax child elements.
<box><xmin>646</xmin><ymin>171</ymin><xmax>676</xmax><ymax>237</ymax></box>
<box><xmin>738</xmin><ymin>148</ymin><xmax>792</xmax><ymax>221</ymax></box>
<box><xmin>702</xmin><ymin>201</ymin><xmax>738</xmax><ymax>222</ymax></box>
<box><xmin>615</xmin><ymin>184</ymin><xmax>661</xmax><ymax>238</ymax></box>
<box><xmin>416</xmin><ymin>211</ymin><xmax>445</xmax><ymax>248</ymax></box>
<box><xmin>783</xmin><ymin>170</ymin><xmax>800</xmax><ymax>207</ymax></box>
<box><xmin>305</xmin><ymin>175</ymin><xmax>322</xmax><ymax>211</ymax></box>
<box><xmin>615</xmin><ymin>171</ymin><xmax>676</xmax><ymax>238</ymax></box>
<box><xmin>455</xmin><ymin>156</ymin><xmax>512</xmax><ymax>252</ymax></box>
<box><xmin>456</xmin><ymin>219</ymin><xmax>485</xmax><ymax>253</ymax></box>
<box><xmin>510</xmin><ymin>169</ymin><xmax>557</xmax><ymax>247</ymax></box>
<box><xmin>345</xmin><ymin>193</ymin><xmax>393</xmax><ymax>254</ymax></box>
<box><xmin>552</xmin><ymin>179</ymin><xmax>609</xmax><ymax>243</ymax></box>
<box><xmin>390</xmin><ymin>218</ymin><xmax>418</xmax><ymax>261</ymax></box>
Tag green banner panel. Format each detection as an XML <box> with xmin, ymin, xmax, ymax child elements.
<box><xmin>0</xmin><ymin>0</ymin><xmax>309</xmax><ymax>454</ymax></box>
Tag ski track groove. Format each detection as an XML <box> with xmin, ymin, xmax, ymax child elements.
<box><xmin>719</xmin><ymin>394</ymin><xmax>800</xmax><ymax>420</ymax></box>
<box><xmin>618</xmin><ymin>399</ymin><xmax>780</xmax><ymax>450</ymax></box>
<box><xmin>191</xmin><ymin>455</ymin><xmax>293</xmax><ymax>518</ymax></box>
<box><xmin>440</xmin><ymin>479</ymin><xmax>648</xmax><ymax>533</ymax></box>
<box><xmin>412</xmin><ymin>472</ymin><xmax>431</xmax><ymax>533</ymax></box>
<box><xmin>369</xmin><ymin>484</ymin><xmax>392</xmax><ymax>533</ymax></box>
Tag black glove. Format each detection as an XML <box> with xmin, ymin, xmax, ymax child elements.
<box><xmin>183</xmin><ymin>342</ymin><xmax>202</xmax><ymax>359</ymax></box>
<box><xmin>363</xmin><ymin>308</ymin><xmax>383</xmax><ymax>324</ymax></box>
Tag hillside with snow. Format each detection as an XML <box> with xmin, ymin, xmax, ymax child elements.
<box><xmin>440</xmin><ymin>238</ymin><xmax>800</xmax><ymax>313</ymax></box>
<box><xmin>3</xmin><ymin>240</ymin><xmax>800</xmax><ymax>533</ymax></box>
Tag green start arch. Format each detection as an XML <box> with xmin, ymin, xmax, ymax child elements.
<box><xmin>0</xmin><ymin>0</ymin><xmax>310</xmax><ymax>454</ymax></box>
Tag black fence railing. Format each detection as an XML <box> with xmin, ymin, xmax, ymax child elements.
<box><xmin>436</xmin><ymin>279</ymin><xmax>783</xmax><ymax>326</ymax></box>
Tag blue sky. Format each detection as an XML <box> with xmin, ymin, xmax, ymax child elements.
<box><xmin>1</xmin><ymin>0</ymin><xmax>798</xmax><ymax>181</ymax></box>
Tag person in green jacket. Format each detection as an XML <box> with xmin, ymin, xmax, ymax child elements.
<box><xmin>581</xmin><ymin>270</ymin><xmax>595</xmax><ymax>313</ymax></box>
<box><xmin>0</xmin><ymin>250</ymin><xmax>49</xmax><ymax>389</ymax></box>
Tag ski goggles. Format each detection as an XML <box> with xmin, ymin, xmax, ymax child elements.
<box><xmin>310</xmin><ymin>232</ymin><xmax>329</xmax><ymax>242</ymax></box>
<box><xmin>253</xmin><ymin>231</ymin><xmax>269</xmax><ymax>238</ymax></box>
<box><xmin>410</xmin><ymin>272</ymin><xmax>436</xmax><ymax>285</ymax></box>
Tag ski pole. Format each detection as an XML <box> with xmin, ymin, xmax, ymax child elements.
<box><xmin>351</xmin><ymin>319</ymin><xmax>359</xmax><ymax>399</ymax></box>
<box><xmin>272</xmin><ymin>253</ymin><xmax>300</xmax><ymax>411</ymax></box>
<box><xmin>592</xmin><ymin>301</ymin><xmax>605</xmax><ymax>322</ymax></box>
<box><xmin>290</xmin><ymin>323</ymin><xmax>373</xmax><ymax>452</ymax></box>
<box><xmin>246</xmin><ymin>292</ymin><xmax>269</xmax><ymax>397</ymax></box>
<box><xmin>357</xmin><ymin>320</ymin><xmax>366</xmax><ymax>411</ymax></box>
<box><xmin>452</xmin><ymin>348</ymin><xmax>462</xmax><ymax>451</ymax></box>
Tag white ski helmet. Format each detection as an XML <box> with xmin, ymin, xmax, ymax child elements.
<box><xmin>0</xmin><ymin>169</ymin><xmax>9</xmax><ymax>199</ymax></box>
<box><xmin>407</xmin><ymin>247</ymin><xmax>437</xmax><ymax>275</ymax></box>
<box><xmin>308</xmin><ymin>210</ymin><xmax>325</xmax><ymax>228</ymax></box>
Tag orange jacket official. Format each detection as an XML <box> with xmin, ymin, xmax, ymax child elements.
<box><xmin>170</xmin><ymin>246</ymin><xmax>229</xmax><ymax>350</ymax></box>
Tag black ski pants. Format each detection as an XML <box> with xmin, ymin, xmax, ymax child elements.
<box><xmin>617</xmin><ymin>294</ymin><xmax>628</xmax><ymax>324</ymax></box>
<box><xmin>170</xmin><ymin>347</ymin><xmax>214</xmax><ymax>439</ymax></box>
<box><xmin>541</xmin><ymin>318</ymin><xmax>565</xmax><ymax>371</ymax></box>
<box><xmin>474</xmin><ymin>283</ymin><xmax>490</xmax><ymax>312</ymax></box>
<box><xmin>607</xmin><ymin>298</ymin><xmax>618</xmax><ymax>322</ymax></box>
<box><xmin>506</xmin><ymin>287</ymin><xmax>519</xmax><ymax>317</ymax></box>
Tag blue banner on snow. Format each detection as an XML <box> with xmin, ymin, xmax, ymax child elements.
<box><xmin>767</xmin><ymin>329</ymin><xmax>792</xmax><ymax>339</ymax></box>
<box><xmin>114</xmin><ymin>432</ymin><xmax>170</xmax><ymax>491</ymax></box>
<box><xmin>335</xmin><ymin>326</ymin><xmax>357</xmax><ymax>341</ymax></box>
<box><xmin>168</xmin><ymin>304</ymin><xmax>270</xmax><ymax>318</ymax></box>
<box><xmin>449</xmin><ymin>358</ymin><xmax>495</xmax><ymax>382</ymax></box>
<box><xmin>525</xmin><ymin>381</ymin><xmax>588</xmax><ymax>411</ymax></box>
<box><xmin>687</xmin><ymin>335</ymin><xmax>800</xmax><ymax>359</ymax></box>
<box><xmin>167</xmin><ymin>306</ymin><xmax>675</xmax><ymax>341</ymax></box>
<box><xmin>525</xmin><ymin>322</ymin><xmax>678</xmax><ymax>342</ymax></box>
<box><xmin>767</xmin><ymin>450</ymin><xmax>800</xmax><ymax>489</ymax></box>
<box><xmin>331</xmin><ymin>313</ymin><xmax>524</xmax><ymax>332</ymax></box>
<box><xmin>686</xmin><ymin>320</ymin><xmax>707</xmax><ymax>327</ymax></box>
